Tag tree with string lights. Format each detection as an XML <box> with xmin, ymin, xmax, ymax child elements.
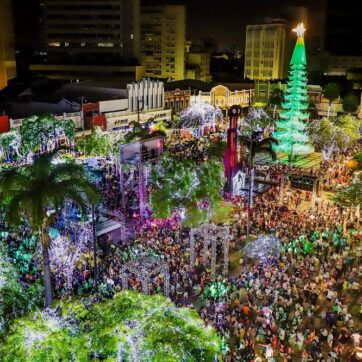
<box><xmin>273</xmin><ymin>23</ymin><xmax>314</xmax><ymax>162</ymax></box>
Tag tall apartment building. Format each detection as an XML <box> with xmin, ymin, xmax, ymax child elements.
<box><xmin>244</xmin><ymin>24</ymin><xmax>287</xmax><ymax>80</ymax></box>
<box><xmin>140</xmin><ymin>6</ymin><xmax>186</xmax><ymax>81</ymax></box>
<box><xmin>42</xmin><ymin>0</ymin><xmax>140</xmax><ymax>63</ymax></box>
<box><xmin>0</xmin><ymin>0</ymin><xmax>17</xmax><ymax>89</ymax></box>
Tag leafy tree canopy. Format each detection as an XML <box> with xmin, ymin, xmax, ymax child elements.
<box><xmin>0</xmin><ymin>291</ymin><xmax>221</xmax><ymax>362</ymax></box>
<box><xmin>241</xmin><ymin>107</ymin><xmax>272</xmax><ymax>137</ymax></box>
<box><xmin>20</xmin><ymin>115</ymin><xmax>76</xmax><ymax>153</ymax></box>
<box><xmin>0</xmin><ymin>241</ymin><xmax>43</xmax><ymax>335</ymax></box>
<box><xmin>333</xmin><ymin>174</ymin><xmax>362</xmax><ymax>209</ymax></box>
<box><xmin>269</xmin><ymin>88</ymin><xmax>285</xmax><ymax>107</ymax></box>
<box><xmin>150</xmin><ymin>155</ymin><xmax>225</xmax><ymax>226</ymax></box>
<box><xmin>342</xmin><ymin>93</ymin><xmax>359</xmax><ymax>114</ymax></box>
<box><xmin>308</xmin><ymin>116</ymin><xmax>361</xmax><ymax>160</ymax></box>
<box><xmin>76</xmin><ymin>127</ymin><xmax>125</xmax><ymax>157</ymax></box>
<box><xmin>323</xmin><ymin>83</ymin><xmax>340</xmax><ymax>104</ymax></box>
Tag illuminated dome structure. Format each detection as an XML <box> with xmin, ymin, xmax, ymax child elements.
<box><xmin>179</xmin><ymin>102</ymin><xmax>222</xmax><ymax>138</ymax></box>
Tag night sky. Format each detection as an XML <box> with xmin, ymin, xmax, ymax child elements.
<box><xmin>13</xmin><ymin>0</ymin><xmax>313</xmax><ymax>51</ymax></box>
<box><xmin>143</xmin><ymin>0</ymin><xmax>310</xmax><ymax>50</ymax></box>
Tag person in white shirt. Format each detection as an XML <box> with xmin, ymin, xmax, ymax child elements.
<box><xmin>351</xmin><ymin>332</ymin><xmax>361</xmax><ymax>347</ymax></box>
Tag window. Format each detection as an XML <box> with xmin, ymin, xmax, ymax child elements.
<box><xmin>97</xmin><ymin>42</ymin><xmax>114</xmax><ymax>47</ymax></box>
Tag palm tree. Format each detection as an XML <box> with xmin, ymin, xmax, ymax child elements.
<box><xmin>0</xmin><ymin>150</ymin><xmax>99</xmax><ymax>306</ymax></box>
<box><xmin>124</xmin><ymin>121</ymin><xmax>149</xmax><ymax>143</ymax></box>
<box><xmin>269</xmin><ymin>88</ymin><xmax>285</xmax><ymax>118</ymax></box>
<box><xmin>239</xmin><ymin>132</ymin><xmax>278</xmax><ymax>237</ymax></box>
<box><xmin>239</xmin><ymin>132</ymin><xmax>278</xmax><ymax>168</ymax></box>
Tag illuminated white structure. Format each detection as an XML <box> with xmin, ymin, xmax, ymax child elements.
<box><xmin>179</xmin><ymin>102</ymin><xmax>222</xmax><ymax>138</ymax></box>
<box><xmin>232</xmin><ymin>171</ymin><xmax>246</xmax><ymax>196</ymax></box>
<box><xmin>189</xmin><ymin>224</ymin><xmax>232</xmax><ymax>278</ymax></box>
<box><xmin>120</xmin><ymin>255</ymin><xmax>170</xmax><ymax>296</ymax></box>
<box><xmin>127</xmin><ymin>78</ymin><xmax>165</xmax><ymax>112</ymax></box>
<box><xmin>191</xmin><ymin>85</ymin><xmax>254</xmax><ymax>110</ymax></box>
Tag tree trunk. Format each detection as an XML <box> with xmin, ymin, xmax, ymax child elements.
<box><xmin>356</xmin><ymin>205</ymin><xmax>360</xmax><ymax>228</ymax></box>
<box><xmin>327</xmin><ymin>103</ymin><xmax>331</xmax><ymax>118</ymax></box>
<box><xmin>40</xmin><ymin>227</ymin><xmax>53</xmax><ymax>307</ymax></box>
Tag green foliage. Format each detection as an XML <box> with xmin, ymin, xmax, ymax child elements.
<box><xmin>0</xmin><ymin>131</ymin><xmax>22</xmax><ymax>161</ymax></box>
<box><xmin>10</xmin><ymin>235</ymin><xmax>38</xmax><ymax>274</ymax></box>
<box><xmin>342</xmin><ymin>93</ymin><xmax>359</xmax><ymax>114</ymax></box>
<box><xmin>336</xmin><ymin>115</ymin><xmax>361</xmax><ymax>150</ymax></box>
<box><xmin>76</xmin><ymin>127</ymin><xmax>125</xmax><ymax>157</ymax></box>
<box><xmin>323</xmin><ymin>83</ymin><xmax>340</xmax><ymax>104</ymax></box>
<box><xmin>269</xmin><ymin>88</ymin><xmax>285</xmax><ymax>107</ymax></box>
<box><xmin>20</xmin><ymin>115</ymin><xmax>75</xmax><ymax>153</ymax></box>
<box><xmin>0</xmin><ymin>242</ymin><xmax>43</xmax><ymax>336</ymax></box>
<box><xmin>241</xmin><ymin>107</ymin><xmax>272</xmax><ymax>136</ymax></box>
<box><xmin>152</xmin><ymin>120</ymin><xmax>169</xmax><ymax>133</ymax></box>
<box><xmin>150</xmin><ymin>155</ymin><xmax>225</xmax><ymax>226</ymax></box>
<box><xmin>124</xmin><ymin>121</ymin><xmax>149</xmax><ymax>143</ymax></box>
<box><xmin>209</xmin><ymin>202</ymin><xmax>235</xmax><ymax>225</ymax></box>
<box><xmin>207</xmin><ymin>139</ymin><xmax>227</xmax><ymax>159</ymax></box>
<box><xmin>309</xmin><ymin>116</ymin><xmax>361</xmax><ymax>160</ymax></box>
<box><xmin>202</xmin><ymin>280</ymin><xmax>229</xmax><ymax>301</ymax></box>
<box><xmin>333</xmin><ymin>175</ymin><xmax>362</xmax><ymax>208</ymax></box>
<box><xmin>0</xmin><ymin>150</ymin><xmax>99</xmax><ymax>230</ymax></box>
<box><xmin>0</xmin><ymin>149</ymin><xmax>99</xmax><ymax>305</ymax></box>
<box><xmin>353</xmin><ymin>151</ymin><xmax>362</xmax><ymax>164</ymax></box>
<box><xmin>0</xmin><ymin>291</ymin><xmax>221</xmax><ymax>361</ymax></box>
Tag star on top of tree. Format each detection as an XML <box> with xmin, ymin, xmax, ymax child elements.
<box><xmin>293</xmin><ymin>23</ymin><xmax>306</xmax><ymax>37</ymax></box>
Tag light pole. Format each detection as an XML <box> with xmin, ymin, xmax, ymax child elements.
<box><xmin>137</xmin><ymin>98</ymin><xmax>144</xmax><ymax>124</ymax></box>
<box><xmin>91</xmin><ymin>204</ymin><xmax>98</xmax><ymax>292</ymax></box>
<box><xmin>80</xmin><ymin>96</ymin><xmax>85</xmax><ymax>134</ymax></box>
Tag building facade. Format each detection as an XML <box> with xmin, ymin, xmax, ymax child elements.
<box><xmin>244</xmin><ymin>24</ymin><xmax>287</xmax><ymax>80</ymax></box>
<box><xmin>165</xmin><ymin>88</ymin><xmax>191</xmax><ymax>113</ymax></box>
<box><xmin>322</xmin><ymin>54</ymin><xmax>362</xmax><ymax>77</ymax></box>
<box><xmin>186</xmin><ymin>52</ymin><xmax>211</xmax><ymax>82</ymax></box>
<box><xmin>140</xmin><ymin>5</ymin><xmax>186</xmax><ymax>81</ymax></box>
<box><xmin>127</xmin><ymin>78</ymin><xmax>165</xmax><ymax>112</ymax></box>
<box><xmin>194</xmin><ymin>85</ymin><xmax>253</xmax><ymax>110</ymax></box>
<box><xmin>165</xmin><ymin>84</ymin><xmax>253</xmax><ymax>113</ymax></box>
<box><xmin>29</xmin><ymin>64</ymin><xmax>145</xmax><ymax>83</ymax></box>
<box><xmin>42</xmin><ymin>0</ymin><xmax>140</xmax><ymax>63</ymax></box>
<box><xmin>0</xmin><ymin>0</ymin><xmax>17</xmax><ymax>89</ymax></box>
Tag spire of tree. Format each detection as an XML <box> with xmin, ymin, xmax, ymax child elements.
<box><xmin>273</xmin><ymin>23</ymin><xmax>313</xmax><ymax>161</ymax></box>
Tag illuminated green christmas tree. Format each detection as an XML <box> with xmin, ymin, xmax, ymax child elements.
<box><xmin>274</xmin><ymin>23</ymin><xmax>314</xmax><ymax>161</ymax></box>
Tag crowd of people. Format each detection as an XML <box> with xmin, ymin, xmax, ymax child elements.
<box><xmin>202</xmin><ymin>185</ymin><xmax>362</xmax><ymax>361</ymax></box>
<box><xmin>1</xmin><ymin>130</ymin><xmax>361</xmax><ymax>361</ymax></box>
<box><xmin>68</xmin><ymin>153</ymin><xmax>357</xmax><ymax>361</ymax></box>
<box><xmin>96</xmin><ymin>152</ymin><xmax>361</xmax><ymax>361</ymax></box>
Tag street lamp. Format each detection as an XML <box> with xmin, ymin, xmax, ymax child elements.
<box><xmin>91</xmin><ymin>204</ymin><xmax>98</xmax><ymax>292</ymax></box>
<box><xmin>80</xmin><ymin>96</ymin><xmax>85</xmax><ymax>133</ymax></box>
<box><xmin>137</xmin><ymin>98</ymin><xmax>144</xmax><ymax>124</ymax></box>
